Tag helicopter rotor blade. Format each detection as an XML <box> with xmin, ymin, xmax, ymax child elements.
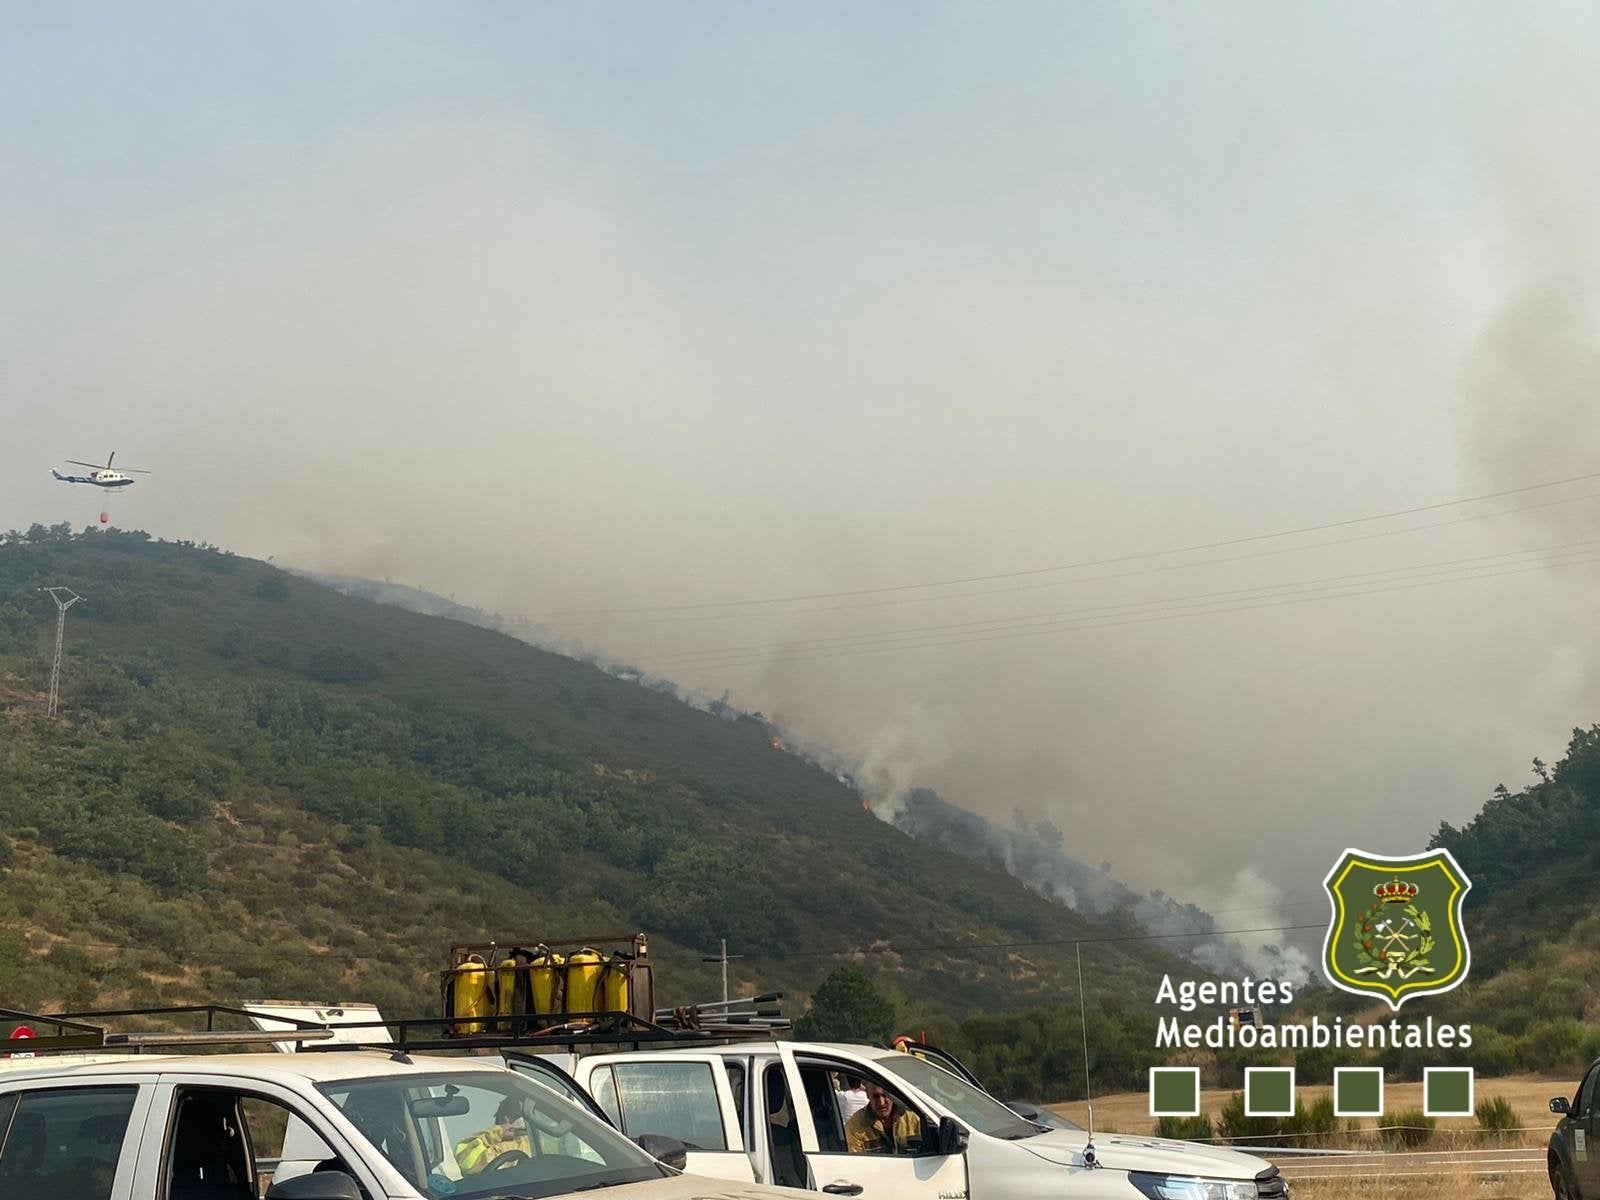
<box><xmin>107</xmin><ymin>451</ymin><xmax>115</xmax><ymax>468</ymax></box>
<box><xmin>67</xmin><ymin>461</ymin><xmax>109</xmax><ymax>470</ymax></box>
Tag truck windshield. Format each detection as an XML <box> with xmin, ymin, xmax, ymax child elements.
<box><xmin>873</xmin><ymin>1054</ymin><xmax>1046</xmax><ymax>1140</ymax></box>
<box><xmin>319</xmin><ymin>1070</ymin><xmax>668</xmax><ymax>1200</ymax></box>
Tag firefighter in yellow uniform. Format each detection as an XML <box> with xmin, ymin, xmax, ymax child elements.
<box><xmin>456</xmin><ymin>1098</ymin><xmax>534</xmax><ymax>1174</ymax></box>
<box><xmin>844</xmin><ymin>1083</ymin><xmax>921</xmax><ymax>1154</ymax></box>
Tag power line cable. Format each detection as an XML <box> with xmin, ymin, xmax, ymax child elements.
<box><xmin>639</xmin><ymin>538</ymin><xmax>1600</xmax><ymax>666</ymax></box>
<box><xmin>554</xmin><ymin>486</ymin><xmax>1600</xmax><ymax>629</ymax></box>
<box><xmin>682</xmin><ymin>555</ymin><xmax>1600</xmax><ymax>671</ymax></box>
<box><xmin>529</xmin><ymin>469</ymin><xmax>1600</xmax><ymax>617</ymax></box>
<box><xmin>648</xmin><ymin>548</ymin><xmax>1600</xmax><ymax>671</ymax></box>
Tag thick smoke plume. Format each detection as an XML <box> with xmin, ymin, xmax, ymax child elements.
<box><xmin>865</xmin><ymin>788</ymin><xmax>1311</xmax><ymax>984</ymax></box>
<box><xmin>304</xmin><ymin>571</ymin><xmax>1311</xmax><ymax>979</ymax></box>
<box><xmin>1465</xmin><ymin>18</ymin><xmax>1600</xmax><ymax>542</ymax></box>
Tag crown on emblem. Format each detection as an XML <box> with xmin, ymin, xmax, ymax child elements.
<box><xmin>1374</xmin><ymin>878</ymin><xmax>1419</xmax><ymax>904</ymax></box>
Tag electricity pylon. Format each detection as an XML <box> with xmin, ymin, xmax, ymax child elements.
<box><xmin>41</xmin><ymin>587</ymin><xmax>84</xmax><ymax>718</ymax></box>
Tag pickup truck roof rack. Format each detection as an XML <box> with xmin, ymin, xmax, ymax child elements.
<box><xmin>2</xmin><ymin>1004</ymin><xmax>335</xmax><ymax>1056</ymax></box>
<box><xmin>292</xmin><ymin>1007</ymin><xmax>784</xmax><ymax>1054</ymax></box>
<box><xmin>4</xmin><ymin>999</ymin><xmax>787</xmax><ymax>1057</ymax></box>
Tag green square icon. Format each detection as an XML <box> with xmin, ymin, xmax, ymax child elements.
<box><xmin>1334</xmin><ymin>1067</ymin><xmax>1384</xmax><ymax>1117</ymax></box>
<box><xmin>1245</xmin><ymin>1067</ymin><xmax>1295</xmax><ymax>1117</ymax></box>
<box><xmin>1150</xmin><ymin>1067</ymin><xmax>1200</xmax><ymax>1117</ymax></box>
<box><xmin>1424</xmin><ymin>1067</ymin><xmax>1473</xmax><ymax>1117</ymax></box>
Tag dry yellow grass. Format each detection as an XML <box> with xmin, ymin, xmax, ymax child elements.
<box><xmin>1042</xmin><ymin>1073</ymin><xmax>1568</xmax><ymax>1198</ymax></box>
<box><xmin>1047</xmin><ymin>1072</ymin><xmax>1569</xmax><ymax>1148</ymax></box>
<box><xmin>1287</xmin><ymin>1160</ymin><xmax>1546</xmax><ymax>1200</ymax></box>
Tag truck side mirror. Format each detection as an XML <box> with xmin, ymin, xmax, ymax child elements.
<box><xmin>634</xmin><ymin>1133</ymin><xmax>688</xmax><ymax>1171</ymax></box>
<box><xmin>1551</xmin><ymin>1097</ymin><xmax>1571</xmax><ymax>1115</ymax></box>
<box><xmin>935</xmin><ymin>1116</ymin><xmax>969</xmax><ymax>1156</ymax></box>
<box><xmin>266</xmin><ymin>1171</ymin><xmax>363</xmax><ymax>1200</ymax></box>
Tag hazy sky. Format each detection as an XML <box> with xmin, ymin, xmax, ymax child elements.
<box><xmin>6</xmin><ymin>3</ymin><xmax>1600</xmax><ymax>931</ymax></box>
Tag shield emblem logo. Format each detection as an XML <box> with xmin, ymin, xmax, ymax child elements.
<box><xmin>1321</xmin><ymin>848</ymin><xmax>1472</xmax><ymax>1011</ymax></box>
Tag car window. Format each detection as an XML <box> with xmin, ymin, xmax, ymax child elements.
<box><xmin>871</xmin><ymin>1052</ymin><xmax>1041</xmax><ymax>1140</ymax></box>
<box><xmin>590</xmin><ymin>1067</ymin><xmax>622</xmax><ymax>1128</ymax></box>
<box><xmin>163</xmin><ymin>1091</ymin><xmax>345</xmax><ymax>1200</ymax></box>
<box><xmin>510</xmin><ymin>1060</ymin><xmax>591</xmax><ymax>1111</ymax></box>
<box><xmin>607</xmin><ymin>1062</ymin><xmax>728</xmax><ymax>1151</ymax></box>
<box><xmin>797</xmin><ymin>1065</ymin><xmax>928</xmax><ymax>1157</ymax></box>
<box><xmin>428</xmin><ymin>1080</ymin><xmax>607</xmax><ymax>1167</ymax></box>
<box><xmin>762</xmin><ymin>1065</ymin><xmax>807</xmax><ymax>1190</ymax></box>
<box><xmin>320</xmin><ymin>1071</ymin><xmax>664</xmax><ymax>1200</ymax></box>
<box><xmin>278</xmin><ymin>1113</ymin><xmax>343</xmax><ymax>1177</ymax></box>
<box><xmin>241</xmin><ymin>1096</ymin><xmax>342</xmax><ymax>1195</ymax></box>
<box><xmin>240</xmin><ymin>1097</ymin><xmax>291</xmax><ymax>1161</ymax></box>
<box><xmin>163</xmin><ymin>1090</ymin><xmax>253</xmax><ymax>1199</ymax></box>
<box><xmin>796</xmin><ymin>1065</ymin><xmax>851</xmax><ymax>1154</ymax></box>
<box><xmin>724</xmin><ymin>1061</ymin><xmax>747</xmax><ymax>1135</ymax></box>
<box><xmin>0</xmin><ymin>1085</ymin><xmax>137</xmax><ymax>1200</ymax></box>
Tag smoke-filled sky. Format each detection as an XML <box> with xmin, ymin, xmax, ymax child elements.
<box><xmin>6</xmin><ymin>3</ymin><xmax>1600</xmax><ymax>932</ymax></box>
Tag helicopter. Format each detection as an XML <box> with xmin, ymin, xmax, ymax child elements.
<box><xmin>51</xmin><ymin>451</ymin><xmax>150</xmax><ymax>489</ymax></box>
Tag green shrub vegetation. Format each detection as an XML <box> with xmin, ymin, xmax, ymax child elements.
<box><xmin>1384</xmin><ymin>1108</ymin><xmax>1435</xmax><ymax>1149</ymax></box>
<box><xmin>1154</xmin><ymin>1113</ymin><xmax>1213</xmax><ymax>1141</ymax></box>
<box><xmin>1214</xmin><ymin>1093</ymin><xmax>1338</xmax><ymax>1148</ymax></box>
<box><xmin>1475</xmin><ymin>1094</ymin><xmax>1517</xmax><ymax>1141</ymax></box>
<box><xmin>795</xmin><ymin>966</ymin><xmax>897</xmax><ymax>1044</ymax></box>
<box><xmin>0</xmin><ymin>530</ymin><xmax>1182</xmax><ymax>1031</ymax></box>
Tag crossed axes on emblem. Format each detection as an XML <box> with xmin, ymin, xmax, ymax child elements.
<box><xmin>1353</xmin><ymin>916</ymin><xmax>1436</xmax><ymax>979</ymax></box>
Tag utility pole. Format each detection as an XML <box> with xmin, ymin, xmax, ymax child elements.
<box><xmin>41</xmin><ymin>587</ymin><xmax>84</xmax><ymax>719</ymax></box>
<box><xmin>702</xmin><ymin>938</ymin><xmax>743</xmax><ymax>1004</ymax></box>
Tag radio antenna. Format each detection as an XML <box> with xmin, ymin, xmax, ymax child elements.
<box><xmin>1076</xmin><ymin>942</ymin><xmax>1098</xmax><ymax>1167</ymax></box>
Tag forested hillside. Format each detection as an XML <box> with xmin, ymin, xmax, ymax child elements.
<box><xmin>0</xmin><ymin>526</ymin><xmax>1182</xmax><ymax>1021</ymax></box>
<box><xmin>304</xmin><ymin>573</ymin><xmax>1253</xmax><ymax>973</ymax></box>
<box><xmin>1414</xmin><ymin>729</ymin><xmax>1600</xmax><ymax>1075</ymax></box>
<box><xmin>2</xmin><ymin>526</ymin><xmax>1596</xmax><ymax>1100</ymax></box>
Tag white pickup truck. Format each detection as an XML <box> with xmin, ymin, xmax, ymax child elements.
<box><xmin>0</xmin><ymin>1047</ymin><xmax>816</xmax><ymax>1200</ymax></box>
<box><xmin>504</xmin><ymin>1041</ymin><xmax>1287</xmax><ymax>1200</ymax></box>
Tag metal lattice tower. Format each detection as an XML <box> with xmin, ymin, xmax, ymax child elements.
<box><xmin>41</xmin><ymin>587</ymin><xmax>84</xmax><ymax>719</ymax></box>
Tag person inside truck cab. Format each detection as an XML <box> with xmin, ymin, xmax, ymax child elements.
<box><xmin>844</xmin><ymin>1082</ymin><xmax>921</xmax><ymax>1154</ymax></box>
<box><xmin>455</xmin><ymin>1097</ymin><xmax>533</xmax><ymax>1175</ymax></box>
<box><xmin>834</xmin><ymin>1073</ymin><xmax>868</xmax><ymax>1122</ymax></box>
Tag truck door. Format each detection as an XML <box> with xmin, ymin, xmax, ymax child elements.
<box><xmin>132</xmin><ymin>1077</ymin><xmax>390</xmax><ymax>1200</ymax></box>
<box><xmin>777</xmin><ymin>1044</ymin><xmax>968</xmax><ymax>1200</ymax></box>
<box><xmin>1574</xmin><ymin>1062</ymin><xmax>1600</xmax><ymax>1198</ymax></box>
<box><xmin>576</xmin><ymin>1054</ymin><xmax>754</xmax><ymax>1181</ymax></box>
